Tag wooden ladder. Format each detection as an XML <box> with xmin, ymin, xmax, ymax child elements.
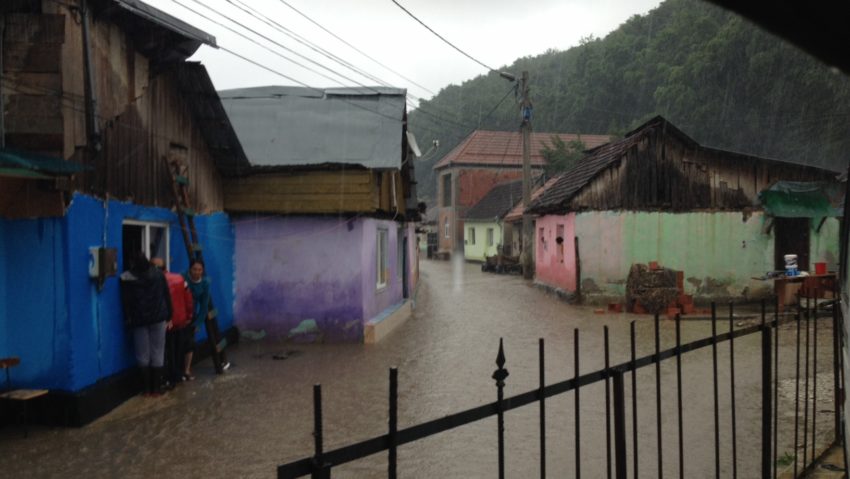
<box><xmin>166</xmin><ymin>155</ymin><xmax>230</xmax><ymax>374</ymax></box>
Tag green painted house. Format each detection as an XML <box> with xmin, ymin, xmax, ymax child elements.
<box><xmin>527</xmin><ymin>116</ymin><xmax>842</xmax><ymax>303</ymax></box>
<box><xmin>463</xmin><ymin>180</ymin><xmax>523</xmax><ymax>262</ymax></box>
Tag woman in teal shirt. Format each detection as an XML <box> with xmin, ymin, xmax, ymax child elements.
<box><xmin>184</xmin><ymin>259</ymin><xmax>230</xmax><ymax>377</ymax></box>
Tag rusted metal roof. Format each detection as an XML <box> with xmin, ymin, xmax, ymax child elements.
<box><xmin>464</xmin><ymin>180</ymin><xmax>523</xmax><ymax>221</ymax></box>
<box><xmin>433</xmin><ymin>130</ymin><xmax>611</xmax><ymax>170</ymax></box>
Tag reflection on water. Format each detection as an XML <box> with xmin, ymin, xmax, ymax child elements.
<box><xmin>0</xmin><ymin>260</ymin><xmax>837</xmax><ymax>478</ymax></box>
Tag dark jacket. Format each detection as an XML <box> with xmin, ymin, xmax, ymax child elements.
<box><xmin>120</xmin><ymin>266</ymin><xmax>173</xmax><ymax>328</ymax></box>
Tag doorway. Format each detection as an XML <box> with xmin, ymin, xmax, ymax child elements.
<box><xmin>774</xmin><ymin>217</ymin><xmax>810</xmax><ymax>271</ymax></box>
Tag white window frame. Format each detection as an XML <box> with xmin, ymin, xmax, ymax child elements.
<box><xmin>444</xmin><ymin>217</ymin><xmax>450</xmax><ymax>239</ymax></box>
<box><xmin>123</xmin><ymin>219</ymin><xmax>170</xmax><ymax>265</ymax></box>
<box><xmin>487</xmin><ymin>228</ymin><xmax>494</xmax><ymax>247</ymax></box>
<box><xmin>377</xmin><ymin>228</ymin><xmax>388</xmax><ymax>289</ymax></box>
<box><xmin>468</xmin><ymin>227</ymin><xmax>475</xmax><ymax>245</ymax></box>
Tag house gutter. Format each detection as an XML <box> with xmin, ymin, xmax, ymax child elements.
<box><xmin>80</xmin><ymin>0</ymin><xmax>101</xmax><ymax>152</ymax></box>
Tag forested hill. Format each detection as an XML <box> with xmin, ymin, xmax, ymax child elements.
<box><xmin>408</xmin><ymin>0</ymin><xmax>850</xmax><ymax>203</ymax></box>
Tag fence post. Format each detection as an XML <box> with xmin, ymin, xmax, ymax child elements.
<box><xmin>762</xmin><ymin>315</ymin><xmax>773</xmax><ymax>479</ymax></box>
<box><xmin>613</xmin><ymin>370</ymin><xmax>627</xmax><ymax>479</ymax></box>
<box><xmin>389</xmin><ymin>368</ymin><xmax>398</xmax><ymax>479</ymax></box>
<box><xmin>312</xmin><ymin>384</ymin><xmax>331</xmax><ymax>479</ymax></box>
<box><xmin>539</xmin><ymin>338</ymin><xmax>546</xmax><ymax>479</ymax></box>
<box><xmin>493</xmin><ymin>338</ymin><xmax>509</xmax><ymax>479</ymax></box>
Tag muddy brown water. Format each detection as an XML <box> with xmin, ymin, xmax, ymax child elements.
<box><xmin>0</xmin><ymin>259</ymin><xmax>839</xmax><ymax>478</ymax></box>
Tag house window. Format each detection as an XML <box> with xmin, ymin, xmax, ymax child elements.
<box><xmin>487</xmin><ymin>228</ymin><xmax>494</xmax><ymax>246</ymax></box>
<box><xmin>444</xmin><ymin>217</ymin><xmax>450</xmax><ymax>239</ymax></box>
<box><xmin>377</xmin><ymin>228</ymin><xmax>388</xmax><ymax>288</ymax></box>
<box><xmin>442</xmin><ymin>175</ymin><xmax>452</xmax><ymax>207</ymax></box>
<box><xmin>468</xmin><ymin>227</ymin><xmax>476</xmax><ymax>245</ymax></box>
<box><xmin>122</xmin><ymin>220</ymin><xmax>169</xmax><ymax>270</ymax></box>
<box><xmin>539</xmin><ymin>227</ymin><xmax>547</xmax><ymax>251</ymax></box>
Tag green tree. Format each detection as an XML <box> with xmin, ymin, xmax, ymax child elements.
<box><xmin>409</xmin><ymin>0</ymin><xmax>850</xmax><ymax>203</ymax></box>
<box><xmin>541</xmin><ymin>136</ymin><xmax>586</xmax><ymax>175</ymax></box>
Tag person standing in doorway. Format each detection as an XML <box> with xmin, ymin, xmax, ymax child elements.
<box><xmin>185</xmin><ymin>259</ymin><xmax>230</xmax><ymax>377</ymax></box>
<box><xmin>151</xmin><ymin>257</ymin><xmax>193</xmax><ymax>388</ymax></box>
<box><xmin>120</xmin><ymin>251</ymin><xmax>172</xmax><ymax>396</ymax></box>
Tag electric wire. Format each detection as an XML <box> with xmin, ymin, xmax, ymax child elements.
<box><xmin>223</xmin><ymin>0</ymin><xmax>466</xmax><ymax>125</ymax></box>
<box><xmin>229</xmin><ymin>0</ymin><xmax>394</xmax><ymax>90</ymax></box>
<box><xmin>229</xmin><ymin>0</ymin><xmax>453</xmax><ymax>120</ymax></box>
<box><xmin>175</xmin><ymin>0</ymin><xmax>360</xmax><ymax>87</ymax></box>
<box><xmin>276</xmin><ymin>0</ymin><xmax>436</xmax><ymax>96</ymax></box>
<box><xmin>390</xmin><ymin>0</ymin><xmax>498</xmax><ymax>73</ymax></box>
<box><xmin>173</xmin><ymin>0</ymin><xmax>463</xmax><ymax>127</ymax></box>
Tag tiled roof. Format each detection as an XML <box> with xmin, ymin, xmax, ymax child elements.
<box><xmin>503</xmin><ymin>175</ymin><xmax>562</xmax><ymax>222</ymax></box>
<box><xmin>433</xmin><ymin>130</ymin><xmax>611</xmax><ymax>170</ymax></box>
<box><xmin>464</xmin><ymin>180</ymin><xmax>524</xmax><ymax>220</ymax></box>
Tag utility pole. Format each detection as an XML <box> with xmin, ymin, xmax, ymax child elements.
<box><xmin>519</xmin><ymin>71</ymin><xmax>533</xmax><ymax>279</ymax></box>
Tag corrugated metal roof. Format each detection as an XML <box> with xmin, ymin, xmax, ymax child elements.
<box><xmin>111</xmin><ymin>0</ymin><xmax>216</xmax><ymax>47</ymax></box>
<box><xmin>219</xmin><ymin>86</ymin><xmax>407</xmax><ymax>169</ymax></box>
<box><xmin>99</xmin><ymin>0</ymin><xmax>215</xmax><ymax>62</ymax></box>
<box><xmin>464</xmin><ymin>180</ymin><xmax>524</xmax><ymax>220</ymax></box>
<box><xmin>433</xmin><ymin>130</ymin><xmax>611</xmax><ymax>170</ymax></box>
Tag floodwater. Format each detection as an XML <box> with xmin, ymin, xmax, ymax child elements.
<box><xmin>0</xmin><ymin>259</ymin><xmax>840</xmax><ymax>478</ymax></box>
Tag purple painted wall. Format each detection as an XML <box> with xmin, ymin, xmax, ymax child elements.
<box><xmin>234</xmin><ymin>216</ymin><xmax>412</xmax><ymax>342</ymax></box>
<box><xmin>234</xmin><ymin>216</ymin><xmax>366</xmax><ymax>342</ymax></box>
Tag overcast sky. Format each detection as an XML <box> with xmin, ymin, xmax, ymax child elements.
<box><xmin>144</xmin><ymin>0</ymin><xmax>663</xmax><ymax>102</ymax></box>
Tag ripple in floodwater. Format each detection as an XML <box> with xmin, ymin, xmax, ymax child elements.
<box><xmin>0</xmin><ymin>260</ymin><xmax>838</xmax><ymax>478</ymax></box>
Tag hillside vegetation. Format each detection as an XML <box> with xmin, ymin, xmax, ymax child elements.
<box><xmin>409</xmin><ymin>0</ymin><xmax>850</xmax><ymax>202</ymax></box>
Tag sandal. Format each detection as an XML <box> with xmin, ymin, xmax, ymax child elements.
<box><xmin>182</xmin><ymin>374</ymin><xmax>195</xmax><ymax>381</ymax></box>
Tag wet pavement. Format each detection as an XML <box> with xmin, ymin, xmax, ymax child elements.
<box><xmin>0</xmin><ymin>258</ymin><xmax>841</xmax><ymax>478</ymax></box>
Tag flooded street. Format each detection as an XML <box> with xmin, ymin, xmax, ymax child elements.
<box><xmin>0</xmin><ymin>259</ymin><xmax>839</xmax><ymax>478</ymax></box>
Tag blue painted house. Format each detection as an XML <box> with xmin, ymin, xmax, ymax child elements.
<box><xmin>0</xmin><ymin>0</ymin><xmax>248</xmax><ymax>424</ymax></box>
<box><xmin>219</xmin><ymin>87</ymin><xmax>421</xmax><ymax>343</ymax></box>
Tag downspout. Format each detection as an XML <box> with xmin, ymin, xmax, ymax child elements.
<box><xmin>1</xmin><ymin>14</ymin><xmax>5</xmax><ymax>149</ymax></box>
<box><xmin>80</xmin><ymin>0</ymin><xmax>101</xmax><ymax>153</ymax></box>
<box><xmin>81</xmin><ymin>0</ymin><xmax>105</xmax><ymax>379</ymax></box>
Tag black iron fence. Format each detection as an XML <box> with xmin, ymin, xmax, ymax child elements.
<box><xmin>278</xmin><ymin>294</ymin><xmax>845</xmax><ymax>478</ymax></box>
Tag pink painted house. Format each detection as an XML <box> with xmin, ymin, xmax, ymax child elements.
<box><xmin>535</xmin><ymin>213</ymin><xmax>578</xmax><ymax>295</ymax></box>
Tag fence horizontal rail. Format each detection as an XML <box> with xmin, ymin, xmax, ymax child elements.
<box><xmin>279</xmin><ymin>313</ymin><xmax>808</xmax><ymax>478</ymax></box>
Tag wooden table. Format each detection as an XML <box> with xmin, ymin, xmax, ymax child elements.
<box><xmin>774</xmin><ymin>273</ymin><xmax>836</xmax><ymax>312</ymax></box>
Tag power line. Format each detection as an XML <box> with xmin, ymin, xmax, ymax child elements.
<box><xmin>276</xmin><ymin>0</ymin><xmax>436</xmax><ymax>96</ymax></box>
<box><xmin>390</xmin><ymin>0</ymin><xmax>497</xmax><ymax>73</ymax></box>
<box><xmin>224</xmin><ymin>0</ymin><xmax>467</xmax><ymax>125</ymax></box>
<box><xmin>174</xmin><ymin>0</ymin><xmax>363</xmax><ymax>87</ymax></box>
<box><xmin>227</xmin><ymin>0</ymin><xmax>392</xmax><ymax>89</ymax></box>
<box><xmin>174</xmin><ymin>0</ymin><xmax>469</xmax><ymax>128</ymax></box>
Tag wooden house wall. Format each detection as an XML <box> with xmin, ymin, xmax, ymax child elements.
<box><xmin>224</xmin><ymin>169</ymin><xmax>408</xmax><ymax>216</ymax></box>
<box><xmin>81</xmin><ymin>70</ymin><xmax>225</xmax><ymax>212</ymax></box>
<box><xmin>569</xmin><ymin>129</ymin><xmax>839</xmax><ymax>212</ymax></box>
<box><xmin>1</xmin><ymin>2</ymin><xmax>225</xmax><ymax>214</ymax></box>
<box><xmin>0</xmin><ymin>11</ymin><xmax>67</xmax><ymax>217</ymax></box>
